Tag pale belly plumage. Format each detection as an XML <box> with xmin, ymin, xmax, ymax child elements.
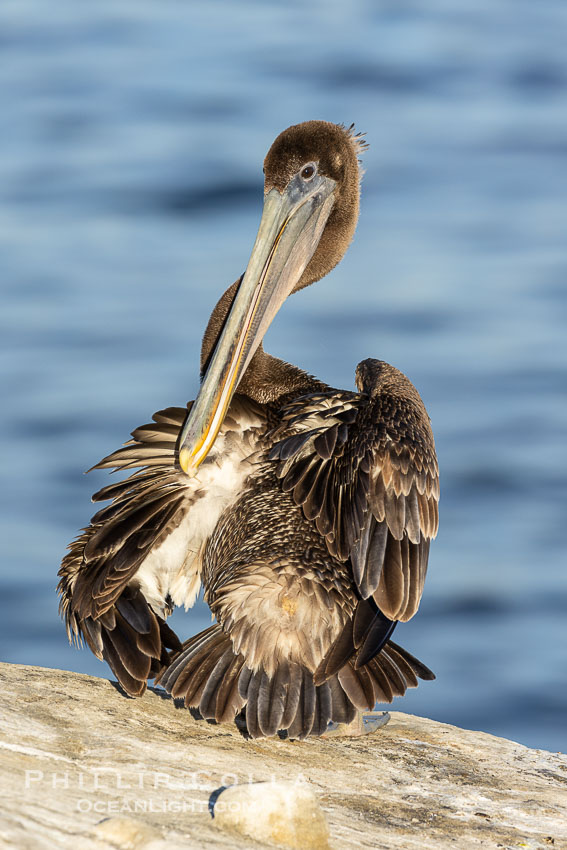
<box><xmin>135</xmin><ymin>435</ymin><xmax>256</xmax><ymax>615</ymax></box>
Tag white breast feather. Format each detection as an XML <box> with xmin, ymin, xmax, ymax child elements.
<box><xmin>135</xmin><ymin>429</ymin><xmax>258</xmax><ymax>616</ymax></box>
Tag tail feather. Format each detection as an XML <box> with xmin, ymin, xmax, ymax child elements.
<box><xmin>258</xmin><ymin>665</ymin><xmax>288</xmax><ymax>737</ymax></box>
<box><xmin>357</xmin><ymin>664</ymin><xmax>378</xmax><ymax>707</ymax></box>
<box><xmin>337</xmin><ymin>664</ymin><xmax>372</xmax><ymax>711</ymax></box>
<box><xmin>243</xmin><ymin>670</ymin><xmax>263</xmax><ymax>739</ymax></box>
<box><xmin>215</xmin><ymin>655</ymin><xmax>246</xmax><ymax>723</ymax></box>
<box><xmin>366</xmin><ymin>660</ymin><xmax>393</xmax><ymax>703</ymax></box>
<box><xmin>173</xmin><ymin>641</ymin><xmax>227</xmax><ymax>703</ymax></box>
<box><xmin>158</xmin><ymin>624</ymin><xmax>434</xmax><ymax>738</ymax></box>
<box><xmin>286</xmin><ymin>670</ymin><xmax>316</xmax><ymax>740</ymax></box>
<box><xmin>237</xmin><ymin>664</ymin><xmax>253</xmax><ymax>700</ymax></box>
<box><xmin>387</xmin><ymin>639</ymin><xmax>435</xmax><ymax>681</ymax></box>
<box><xmin>280</xmin><ymin>662</ymin><xmax>302</xmax><ymax>729</ymax></box>
<box><xmin>311</xmin><ymin>682</ymin><xmax>332</xmax><ymax>737</ymax></box>
<box><xmin>328</xmin><ymin>676</ymin><xmax>357</xmax><ymax>725</ymax></box>
<box><xmin>375</xmin><ymin>651</ymin><xmax>408</xmax><ymax>697</ymax></box>
<box><xmin>158</xmin><ymin>627</ymin><xmax>215</xmax><ymax>690</ymax></box>
<box><xmin>385</xmin><ymin>644</ymin><xmax>419</xmax><ymax>688</ymax></box>
<box><xmin>199</xmin><ymin>649</ymin><xmax>235</xmax><ymax>719</ymax></box>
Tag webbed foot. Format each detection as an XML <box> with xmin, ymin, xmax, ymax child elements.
<box><xmin>322</xmin><ymin>710</ymin><xmax>391</xmax><ymax>738</ymax></box>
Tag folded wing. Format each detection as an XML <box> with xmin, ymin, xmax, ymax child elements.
<box><xmin>268</xmin><ymin>361</ymin><xmax>439</xmax><ymax>624</ymax></box>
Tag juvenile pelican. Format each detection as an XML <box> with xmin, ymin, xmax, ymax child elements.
<box><xmin>59</xmin><ymin>121</ymin><xmax>438</xmax><ymax>739</ymax></box>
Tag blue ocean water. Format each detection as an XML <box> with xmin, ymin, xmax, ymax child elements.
<box><xmin>1</xmin><ymin>1</ymin><xmax>566</xmax><ymax>752</ymax></box>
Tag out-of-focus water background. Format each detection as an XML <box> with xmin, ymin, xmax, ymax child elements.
<box><xmin>1</xmin><ymin>1</ymin><xmax>565</xmax><ymax>752</ymax></box>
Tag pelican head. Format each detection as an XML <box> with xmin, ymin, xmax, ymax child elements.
<box><xmin>178</xmin><ymin>120</ymin><xmax>366</xmax><ymax>476</ymax></box>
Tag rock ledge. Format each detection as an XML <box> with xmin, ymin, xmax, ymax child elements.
<box><xmin>0</xmin><ymin>663</ymin><xmax>565</xmax><ymax>849</ymax></box>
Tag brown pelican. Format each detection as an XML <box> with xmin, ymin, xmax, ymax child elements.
<box><xmin>58</xmin><ymin>120</ymin><xmax>439</xmax><ymax>739</ymax></box>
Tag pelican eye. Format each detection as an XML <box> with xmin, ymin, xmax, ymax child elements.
<box><xmin>300</xmin><ymin>163</ymin><xmax>316</xmax><ymax>181</ymax></box>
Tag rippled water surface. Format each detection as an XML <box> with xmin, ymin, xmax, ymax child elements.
<box><xmin>1</xmin><ymin>0</ymin><xmax>566</xmax><ymax>752</ymax></box>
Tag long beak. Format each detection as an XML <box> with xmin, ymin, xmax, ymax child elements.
<box><xmin>178</xmin><ymin>170</ymin><xmax>337</xmax><ymax>476</ymax></box>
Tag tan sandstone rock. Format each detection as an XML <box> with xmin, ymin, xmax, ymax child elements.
<box><xmin>92</xmin><ymin>816</ymin><xmax>162</xmax><ymax>848</ymax></box>
<box><xmin>0</xmin><ymin>663</ymin><xmax>565</xmax><ymax>849</ymax></box>
<box><xmin>212</xmin><ymin>781</ymin><xmax>330</xmax><ymax>848</ymax></box>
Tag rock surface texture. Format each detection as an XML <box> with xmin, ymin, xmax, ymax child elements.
<box><xmin>0</xmin><ymin>663</ymin><xmax>565</xmax><ymax>850</ymax></box>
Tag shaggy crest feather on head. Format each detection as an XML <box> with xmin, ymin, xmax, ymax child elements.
<box><xmin>344</xmin><ymin>122</ymin><xmax>369</xmax><ymax>162</ymax></box>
